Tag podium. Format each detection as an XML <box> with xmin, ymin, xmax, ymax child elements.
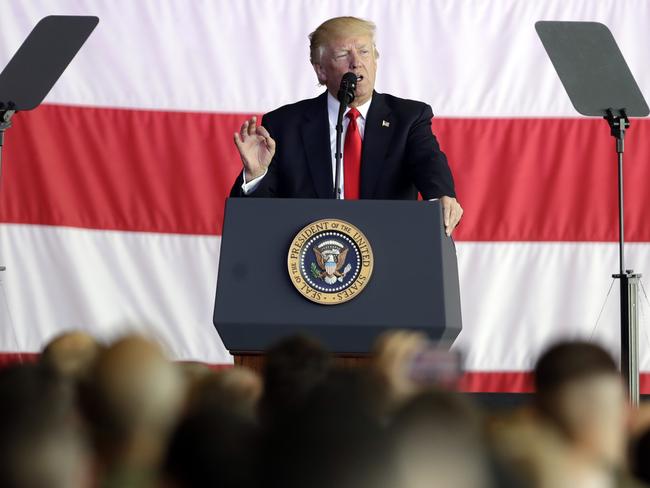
<box><xmin>213</xmin><ymin>198</ymin><xmax>462</xmax><ymax>369</ymax></box>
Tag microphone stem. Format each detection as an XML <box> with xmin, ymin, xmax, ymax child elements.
<box><xmin>334</xmin><ymin>100</ymin><xmax>346</xmax><ymax>199</ymax></box>
<box><xmin>333</xmin><ymin>72</ymin><xmax>357</xmax><ymax>199</ymax></box>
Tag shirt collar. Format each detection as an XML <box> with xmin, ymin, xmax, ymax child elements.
<box><xmin>327</xmin><ymin>91</ymin><xmax>372</xmax><ymax>127</ymax></box>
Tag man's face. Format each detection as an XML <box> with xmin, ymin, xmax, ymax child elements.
<box><xmin>314</xmin><ymin>34</ymin><xmax>377</xmax><ymax>107</ymax></box>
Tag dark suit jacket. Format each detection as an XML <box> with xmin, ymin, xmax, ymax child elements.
<box><xmin>230</xmin><ymin>91</ymin><xmax>456</xmax><ymax>200</ymax></box>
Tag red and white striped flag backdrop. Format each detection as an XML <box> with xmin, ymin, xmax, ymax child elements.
<box><xmin>1</xmin><ymin>0</ymin><xmax>650</xmax><ymax>392</ymax></box>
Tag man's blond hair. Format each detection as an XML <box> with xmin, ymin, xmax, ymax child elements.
<box><xmin>309</xmin><ymin>16</ymin><xmax>378</xmax><ymax>65</ymax></box>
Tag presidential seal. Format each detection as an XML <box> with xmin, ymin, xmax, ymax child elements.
<box><xmin>287</xmin><ymin>219</ymin><xmax>374</xmax><ymax>305</ymax></box>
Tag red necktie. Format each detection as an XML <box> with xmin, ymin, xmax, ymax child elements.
<box><xmin>343</xmin><ymin>107</ymin><xmax>362</xmax><ymax>199</ymax></box>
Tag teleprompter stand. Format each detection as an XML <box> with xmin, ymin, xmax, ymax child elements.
<box><xmin>536</xmin><ymin>21</ymin><xmax>649</xmax><ymax>404</ymax></box>
<box><xmin>0</xmin><ymin>16</ymin><xmax>98</xmax><ymax>353</ymax></box>
<box><xmin>0</xmin><ymin>15</ymin><xmax>97</xmax><ymax>269</ymax></box>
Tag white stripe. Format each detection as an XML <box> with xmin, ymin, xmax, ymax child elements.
<box><xmin>2</xmin><ymin>224</ymin><xmax>650</xmax><ymax>372</ymax></box>
<box><xmin>0</xmin><ymin>224</ymin><xmax>232</xmax><ymax>363</ymax></box>
<box><xmin>1</xmin><ymin>0</ymin><xmax>648</xmax><ymax>115</ymax></box>
<box><xmin>456</xmin><ymin>242</ymin><xmax>650</xmax><ymax>372</ymax></box>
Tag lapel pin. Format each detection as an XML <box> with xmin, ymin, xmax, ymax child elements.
<box><xmin>381</xmin><ymin>120</ymin><xmax>390</xmax><ymax>127</ymax></box>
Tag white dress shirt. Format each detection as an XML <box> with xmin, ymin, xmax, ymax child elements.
<box><xmin>241</xmin><ymin>92</ymin><xmax>372</xmax><ymax>197</ymax></box>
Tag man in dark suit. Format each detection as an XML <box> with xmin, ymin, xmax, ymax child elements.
<box><xmin>230</xmin><ymin>16</ymin><xmax>463</xmax><ymax>235</ymax></box>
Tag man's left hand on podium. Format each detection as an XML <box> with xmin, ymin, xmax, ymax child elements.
<box><xmin>440</xmin><ymin>196</ymin><xmax>463</xmax><ymax>236</ymax></box>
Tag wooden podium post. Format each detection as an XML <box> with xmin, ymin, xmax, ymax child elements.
<box><xmin>233</xmin><ymin>352</ymin><xmax>371</xmax><ymax>374</ymax></box>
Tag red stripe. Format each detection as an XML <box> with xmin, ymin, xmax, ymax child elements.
<box><xmin>0</xmin><ymin>353</ymin><xmax>648</xmax><ymax>394</ymax></box>
<box><xmin>459</xmin><ymin>371</ymin><xmax>650</xmax><ymax>394</ymax></box>
<box><xmin>0</xmin><ymin>105</ymin><xmax>251</xmax><ymax>235</ymax></box>
<box><xmin>0</xmin><ymin>353</ymin><xmax>230</xmax><ymax>372</ymax></box>
<box><xmin>433</xmin><ymin>117</ymin><xmax>650</xmax><ymax>242</ymax></box>
<box><xmin>0</xmin><ymin>353</ymin><xmax>38</xmax><ymax>367</ymax></box>
<box><xmin>2</xmin><ymin>105</ymin><xmax>650</xmax><ymax>241</ymax></box>
<box><xmin>458</xmin><ymin>371</ymin><xmax>534</xmax><ymax>393</ymax></box>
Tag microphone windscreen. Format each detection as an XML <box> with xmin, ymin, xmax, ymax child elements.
<box><xmin>341</xmin><ymin>71</ymin><xmax>358</xmax><ymax>87</ymax></box>
<box><xmin>337</xmin><ymin>72</ymin><xmax>358</xmax><ymax>104</ymax></box>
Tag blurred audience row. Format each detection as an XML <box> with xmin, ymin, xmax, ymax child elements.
<box><xmin>1</xmin><ymin>329</ymin><xmax>650</xmax><ymax>488</ymax></box>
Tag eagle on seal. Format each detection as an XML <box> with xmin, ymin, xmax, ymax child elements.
<box><xmin>314</xmin><ymin>247</ymin><xmax>349</xmax><ymax>283</ymax></box>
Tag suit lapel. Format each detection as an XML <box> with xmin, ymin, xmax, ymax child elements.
<box><xmin>360</xmin><ymin>92</ymin><xmax>393</xmax><ymax>198</ymax></box>
<box><xmin>300</xmin><ymin>92</ymin><xmax>334</xmax><ymax>198</ymax></box>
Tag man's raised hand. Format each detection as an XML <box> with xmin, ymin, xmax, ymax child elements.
<box><xmin>233</xmin><ymin>116</ymin><xmax>276</xmax><ymax>181</ymax></box>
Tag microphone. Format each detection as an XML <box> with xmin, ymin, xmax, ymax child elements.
<box><xmin>337</xmin><ymin>72</ymin><xmax>358</xmax><ymax>106</ymax></box>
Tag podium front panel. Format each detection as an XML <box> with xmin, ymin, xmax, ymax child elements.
<box><xmin>213</xmin><ymin>198</ymin><xmax>461</xmax><ymax>354</ymax></box>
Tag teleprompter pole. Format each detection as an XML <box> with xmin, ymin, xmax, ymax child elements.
<box><xmin>606</xmin><ymin>108</ymin><xmax>641</xmax><ymax>406</ymax></box>
<box><xmin>0</xmin><ymin>107</ymin><xmax>16</xmax><ymax>189</ymax></box>
<box><xmin>0</xmin><ymin>108</ymin><xmax>14</xmax><ymax>273</ymax></box>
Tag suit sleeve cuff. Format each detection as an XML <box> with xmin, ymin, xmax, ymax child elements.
<box><xmin>241</xmin><ymin>169</ymin><xmax>268</xmax><ymax>195</ymax></box>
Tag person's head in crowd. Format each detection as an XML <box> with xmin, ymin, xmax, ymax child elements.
<box><xmin>162</xmin><ymin>407</ymin><xmax>259</xmax><ymax>488</ymax></box>
<box><xmin>489</xmin><ymin>410</ymin><xmax>620</xmax><ymax>488</ymax></box>
<box><xmin>391</xmin><ymin>390</ymin><xmax>492</xmax><ymax>488</ymax></box>
<box><xmin>631</xmin><ymin>427</ymin><xmax>650</xmax><ymax>485</ymax></box>
<box><xmin>259</xmin><ymin>334</ymin><xmax>333</xmax><ymax>424</ymax></box>
<box><xmin>264</xmin><ymin>367</ymin><xmax>395</xmax><ymax>488</ymax></box>
<box><xmin>534</xmin><ymin>340</ymin><xmax>627</xmax><ymax>468</ymax></box>
<box><xmin>371</xmin><ymin>330</ymin><xmax>443</xmax><ymax>415</ymax></box>
<box><xmin>40</xmin><ymin>330</ymin><xmax>103</xmax><ymax>381</ymax></box>
<box><xmin>0</xmin><ymin>363</ymin><xmax>91</xmax><ymax>488</ymax></box>
<box><xmin>305</xmin><ymin>365</ymin><xmax>385</xmax><ymax>422</ymax></box>
<box><xmin>79</xmin><ymin>334</ymin><xmax>184</xmax><ymax>482</ymax></box>
<box><xmin>178</xmin><ymin>360</ymin><xmax>213</xmax><ymax>385</ymax></box>
<box><xmin>186</xmin><ymin>366</ymin><xmax>262</xmax><ymax>422</ymax></box>
<box><xmin>309</xmin><ymin>16</ymin><xmax>378</xmax><ymax>107</ymax></box>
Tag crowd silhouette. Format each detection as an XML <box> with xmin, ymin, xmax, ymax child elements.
<box><xmin>0</xmin><ymin>330</ymin><xmax>649</xmax><ymax>487</ymax></box>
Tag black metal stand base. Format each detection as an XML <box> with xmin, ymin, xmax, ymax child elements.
<box><xmin>613</xmin><ymin>271</ymin><xmax>641</xmax><ymax>405</ymax></box>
